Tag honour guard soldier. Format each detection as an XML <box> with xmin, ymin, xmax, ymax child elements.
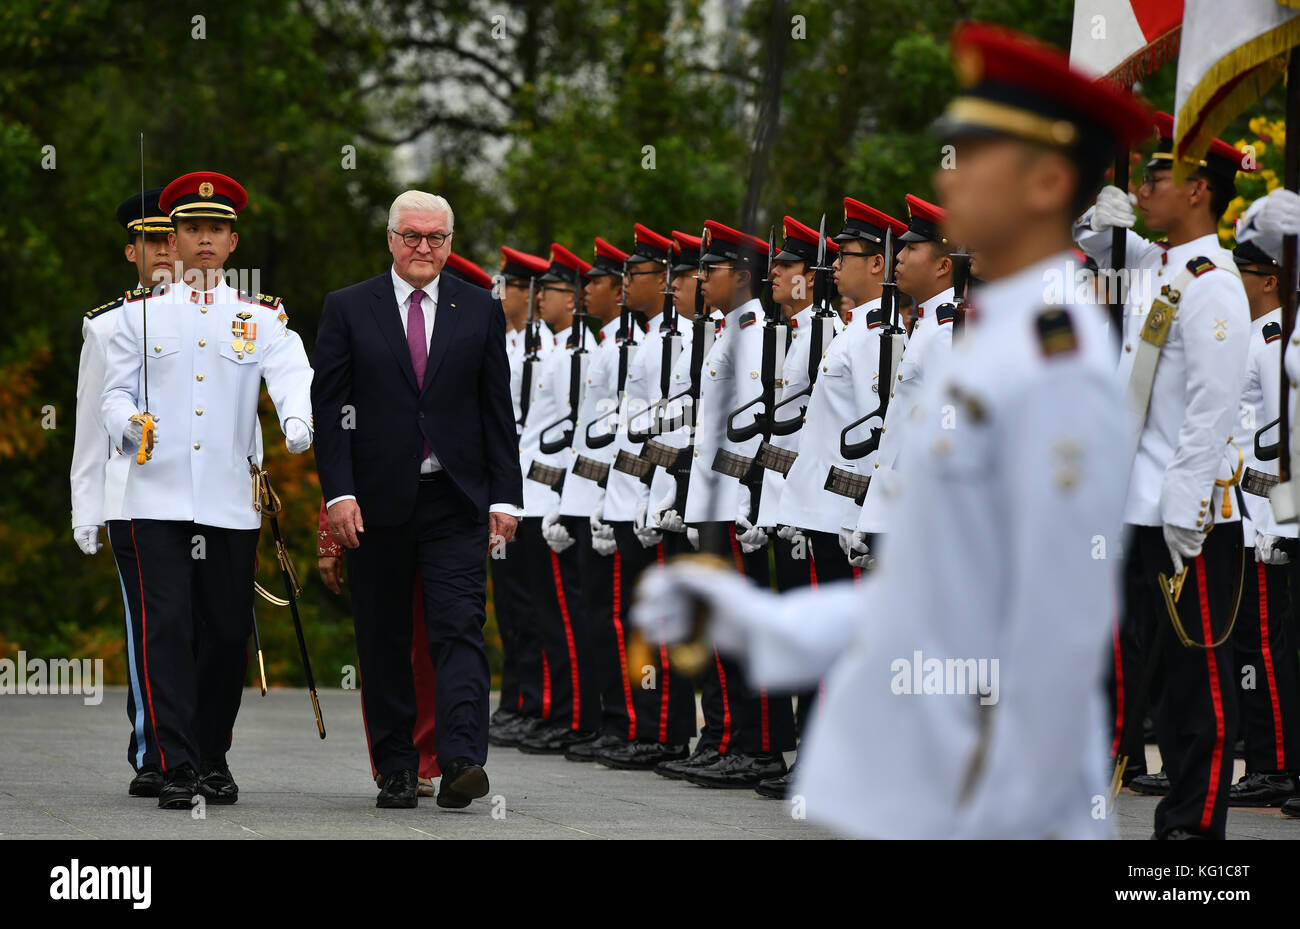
<box><xmin>847</xmin><ymin>194</ymin><xmax>957</xmax><ymax>565</ymax></box>
<box><xmin>100</xmin><ymin>171</ymin><xmax>315</xmax><ymax>809</ymax></box>
<box><xmin>1225</xmin><ymin>198</ymin><xmax>1300</xmax><ymax>806</ymax></box>
<box><xmin>513</xmin><ymin>244</ymin><xmax>603</xmax><ymax>752</ymax></box>
<box><xmin>670</xmin><ymin>219</ymin><xmax>796</xmax><ymax>788</ymax></box>
<box><xmin>1099</xmin><ymin>113</ymin><xmax>1254</xmax><ymax>838</ymax></box>
<box><xmin>634</xmin><ymin>22</ymin><xmax>1149</xmax><ymax>837</ymax></box>
<box><xmin>555</xmin><ymin>234</ymin><xmax>637</xmax><ymax>761</ymax></box>
<box><xmin>71</xmin><ymin>188</ymin><xmax>176</xmax><ymax>798</ymax></box>
<box><xmin>489</xmin><ymin>246</ymin><xmax>553</xmax><ymax>744</ymax></box>
<box><xmin>595</xmin><ymin>228</ymin><xmax>704</xmax><ymax>770</ymax></box>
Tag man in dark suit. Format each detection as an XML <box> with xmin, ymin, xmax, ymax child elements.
<box><xmin>311</xmin><ymin>190</ymin><xmax>524</xmax><ymax>810</ymax></box>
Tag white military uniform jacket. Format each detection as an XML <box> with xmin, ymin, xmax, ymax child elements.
<box><xmin>855</xmin><ymin>287</ymin><xmax>955</xmax><ymax>534</ymax></box>
<box><xmin>100</xmin><ymin>279</ymin><xmax>311</xmax><ymax>531</ymax></box>
<box><xmin>684</xmin><ymin>298</ymin><xmax>766</xmax><ymax>524</ymax></box>
<box><xmin>506</xmin><ymin>325</ymin><xmax>527</xmax><ymax>426</ymax></box>
<box><xmin>519</xmin><ymin>325</ymin><xmax>586</xmax><ymax>516</ymax></box>
<box><xmin>778</xmin><ymin>299</ymin><xmax>892</xmax><ymax>534</ymax></box>
<box><xmin>558</xmin><ymin>316</ymin><xmax>628</xmax><ymax>517</ymax></box>
<box><xmin>755</xmin><ymin>304</ymin><xmax>843</xmax><ymax>527</ymax></box>
<box><xmin>604</xmin><ymin>314</ymin><xmax>682</xmax><ymax>522</ymax></box>
<box><xmin>1120</xmin><ymin>234</ymin><xmax>1249</xmax><ymax>529</ymax></box>
<box><xmin>720</xmin><ymin>254</ymin><xmax>1127</xmax><ymax>838</ymax></box>
<box><xmin>1241</xmin><ymin>307</ymin><xmax>1296</xmax><ymax>542</ymax></box>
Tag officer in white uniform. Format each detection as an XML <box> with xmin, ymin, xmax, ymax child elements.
<box><xmin>100</xmin><ymin>171</ymin><xmax>313</xmax><ymax>809</ymax></box>
<box><xmin>632</xmin><ymin>22</ymin><xmax>1152</xmax><ymax>838</ymax></box>
<box><xmin>1085</xmin><ymin>113</ymin><xmax>1252</xmax><ymax>839</ymax></box>
<box><xmin>71</xmin><ymin>189</ymin><xmax>176</xmax><ymax>799</ymax></box>
<box><xmin>848</xmin><ymin>194</ymin><xmax>956</xmax><ymax>564</ymax></box>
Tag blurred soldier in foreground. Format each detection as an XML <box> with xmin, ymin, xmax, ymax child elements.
<box><xmin>631</xmin><ymin>22</ymin><xmax>1151</xmax><ymax>837</ymax></box>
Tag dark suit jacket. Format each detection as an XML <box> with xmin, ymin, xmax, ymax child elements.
<box><xmin>311</xmin><ymin>270</ymin><xmax>523</xmax><ymax>526</ymax></box>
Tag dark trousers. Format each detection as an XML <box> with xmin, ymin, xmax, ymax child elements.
<box><xmin>1116</xmin><ymin>523</ymin><xmax>1240</xmax><ymax>839</ymax></box>
<box><xmin>347</xmin><ymin>475</ymin><xmax>491</xmax><ymax>774</ymax></box>
<box><xmin>1234</xmin><ymin>559</ymin><xmax>1300</xmax><ymax>773</ymax></box>
<box><xmin>490</xmin><ymin>531</ymin><xmax>542</xmax><ymax>717</ymax></box>
<box><xmin>108</xmin><ymin>520</ymin><xmax>158</xmax><ymax>773</ymax></box>
<box><xmin>693</xmin><ymin>521</ymin><xmax>796</xmax><ymax>755</ymax></box>
<box><xmin>571</xmin><ymin>518</ymin><xmax>633</xmax><ymax>739</ymax></box>
<box><xmin>110</xmin><ymin>518</ymin><xmax>257</xmax><ymax>773</ymax></box>
<box><xmin>616</xmin><ymin>522</ymin><xmax>697</xmax><ymax>745</ymax></box>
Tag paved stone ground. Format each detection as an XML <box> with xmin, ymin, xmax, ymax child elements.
<box><xmin>2</xmin><ymin>688</ymin><xmax>1297</xmax><ymax>839</ymax></box>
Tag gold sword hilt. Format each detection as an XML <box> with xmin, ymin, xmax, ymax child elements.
<box><xmin>132</xmin><ymin>412</ymin><xmax>155</xmax><ymax>465</ymax></box>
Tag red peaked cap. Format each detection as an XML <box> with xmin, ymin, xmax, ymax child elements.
<box><xmin>671</xmin><ymin>230</ymin><xmax>703</xmax><ymax>271</ymax></box>
<box><xmin>700</xmin><ymin>220</ymin><xmax>769</xmax><ymax>266</ymax></box>
<box><xmin>899</xmin><ymin>194</ymin><xmax>949</xmax><ymax>245</ymax></box>
<box><xmin>160</xmin><ymin>171</ymin><xmax>248</xmax><ymax>221</ymax></box>
<box><xmin>589</xmin><ymin>236</ymin><xmax>631</xmax><ymax>277</ymax></box>
<box><xmin>443</xmin><ymin>252</ymin><xmax>494</xmax><ymax>289</ymax></box>
<box><xmin>539</xmin><ymin>242</ymin><xmax>592</xmax><ymax>285</ymax></box>
<box><xmin>499</xmin><ymin>245</ymin><xmax>550</xmax><ymax>280</ymax></box>
<box><xmin>837</xmin><ymin>198</ymin><xmax>908</xmax><ymax>244</ymax></box>
<box><xmin>1151</xmin><ymin>111</ymin><xmax>1254</xmax><ymax>178</ymax></box>
<box><xmin>774</xmin><ymin>215</ymin><xmax>839</xmax><ymax>263</ymax></box>
<box><xmin>630</xmin><ymin>223</ymin><xmax>674</xmax><ymax>265</ymax></box>
<box><xmin>939</xmin><ymin>22</ymin><xmax>1152</xmax><ymax>153</ymax></box>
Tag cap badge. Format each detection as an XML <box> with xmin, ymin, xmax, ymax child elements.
<box><xmin>198</xmin><ymin>181</ymin><xmax>214</xmax><ymax>198</ymax></box>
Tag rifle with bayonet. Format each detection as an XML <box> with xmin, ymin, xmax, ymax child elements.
<box><xmin>538</xmin><ymin>271</ymin><xmax>591</xmax><ymax>455</ymax></box>
<box><xmin>517</xmin><ymin>274</ymin><xmax>540</xmax><ymax>429</ymax></box>
<box><xmin>585</xmin><ymin>260</ymin><xmax>639</xmax><ymax>451</ymax></box>
<box><xmin>828</xmin><ymin>227</ymin><xmax>903</xmax><ymax>504</ymax></box>
<box><xmin>949</xmin><ymin>245</ymin><xmax>973</xmax><ymax>339</ymax></box>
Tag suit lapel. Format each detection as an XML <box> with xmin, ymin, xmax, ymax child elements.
<box><xmin>421</xmin><ymin>273</ymin><xmax>463</xmax><ymax>395</ymax></box>
<box><xmin>370</xmin><ymin>274</ymin><xmax>419</xmax><ymax>392</ymax></box>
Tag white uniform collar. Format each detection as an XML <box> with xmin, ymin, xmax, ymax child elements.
<box><xmin>847</xmin><ymin>297</ymin><xmax>881</xmax><ymax>325</ymax></box>
<box><xmin>917</xmin><ymin>287</ymin><xmax>955</xmax><ymax>318</ymax></box>
<box><xmin>789</xmin><ymin>304</ymin><xmax>814</xmax><ymax>328</ymax></box>
<box><xmin>1161</xmin><ymin>232</ymin><xmax>1226</xmax><ymax>264</ymax></box>
<box><xmin>551</xmin><ymin>325</ymin><xmax>571</xmax><ymax>347</ymax></box>
<box><xmin>1252</xmin><ymin>304</ymin><xmax>1283</xmax><ymax>335</ymax></box>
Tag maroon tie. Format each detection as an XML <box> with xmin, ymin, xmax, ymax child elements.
<box><xmin>408</xmin><ymin>289</ymin><xmax>430</xmax><ymax>457</ymax></box>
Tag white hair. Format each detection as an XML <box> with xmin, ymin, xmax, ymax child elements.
<box><xmin>388</xmin><ymin>190</ymin><xmax>454</xmax><ymax>232</ymax></box>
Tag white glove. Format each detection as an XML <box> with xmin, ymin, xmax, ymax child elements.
<box><xmin>846</xmin><ymin>530</ymin><xmax>872</xmax><ymax>569</ymax></box>
<box><xmin>1253</xmin><ymin>188</ymin><xmax>1300</xmax><ymax>239</ymax></box>
<box><xmin>122</xmin><ymin>413</ymin><xmax>158</xmax><ymax>451</ymax></box>
<box><xmin>542</xmin><ymin>510</ymin><xmax>574</xmax><ymax>553</ymax></box>
<box><xmin>1163</xmin><ymin>523</ymin><xmax>1205</xmax><ymax>575</ymax></box>
<box><xmin>837</xmin><ymin>527</ymin><xmax>855</xmax><ymax>557</ymax></box>
<box><xmin>776</xmin><ymin>524</ymin><xmax>796</xmax><ymax>541</ymax></box>
<box><xmin>1090</xmin><ymin>185</ymin><xmax>1137</xmax><ymax>233</ymax></box>
<box><xmin>590</xmin><ymin>504</ymin><xmax>615</xmax><ymax>540</ymax></box>
<box><xmin>735</xmin><ymin>514</ymin><xmax>768</xmax><ymax>554</ymax></box>
<box><xmin>686</xmin><ymin>527</ymin><xmax>700</xmax><ymax>550</ymax></box>
<box><xmin>285</xmin><ymin>417</ymin><xmax>312</xmax><ymax>454</ymax></box>
<box><xmin>73</xmin><ymin>525</ymin><xmax>100</xmax><ymax>555</ymax></box>
<box><xmin>1256</xmin><ymin>532</ymin><xmax>1291</xmax><ymax>565</ymax></box>
<box><xmin>592</xmin><ymin>533</ymin><xmax>618</xmax><ymax>557</ymax></box>
<box><xmin>653</xmin><ymin>490</ymin><xmax>686</xmax><ymax>533</ymax></box>
<box><xmin>631</xmin><ymin>557</ymin><xmax>772</xmax><ymax>656</ymax></box>
<box><xmin>633</xmin><ymin>500</ymin><xmax>663</xmax><ymax>548</ymax></box>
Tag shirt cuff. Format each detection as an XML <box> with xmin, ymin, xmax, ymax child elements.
<box><xmin>325</xmin><ymin>494</ymin><xmax>357</xmax><ymax>509</ymax></box>
<box><xmin>489</xmin><ymin>503</ymin><xmax>525</xmax><ymax>518</ymax></box>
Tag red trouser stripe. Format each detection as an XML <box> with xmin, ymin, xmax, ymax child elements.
<box><xmin>1110</xmin><ymin>622</ymin><xmax>1125</xmax><ymax>758</ymax></box>
<box><xmin>714</xmin><ymin>648</ymin><xmax>732</xmax><ymax>754</ymax></box>
<box><xmin>610</xmin><ymin>552</ymin><xmax>637</xmax><ymax>741</ymax></box>
<box><xmin>656</xmin><ymin>543</ymin><xmax>670</xmax><ymax>743</ymax></box>
<box><xmin>541</xmin><ymin>652</ymin><xmax>552</xmax><ymax>720</ymax></box>
<box><xmin>1256</xmin><ymin>562</ymin><xmax>1287</xmax><ymax>770</ymax></box>
<box><xmin>1195</xmin><ymin>556</ymin><xmax>1226</xmax><ymax>833</ymax></box>
<box><xmin>852</xmin><ymin>565</ymin><xmax>861</xmax><ymax>582</ymax></box>
<box><xmin>550</xmin><ymin>550</ymin><xmax>583</xmax><ymax>730</ymax></box>
<box><xmin>130</xmin><ymin>523</ymin><xmax>166</xmax><ymax>772</ymax></box>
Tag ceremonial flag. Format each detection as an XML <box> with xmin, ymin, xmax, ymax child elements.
<box><xmin>1070</xmin><ymin>0</ymin><xmax>1183</xmax><ymax>85</ymax></box>
<box><xmin>1172</xmin><ymin>0</ymin><xmax>1300</xmax><ymax>182</ymax></box>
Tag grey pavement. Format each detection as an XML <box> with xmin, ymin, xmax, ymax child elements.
<box><xmin>2</xmin><ymin>688</ymin><xmax>1297</xmax><ymax>839</ymax></box>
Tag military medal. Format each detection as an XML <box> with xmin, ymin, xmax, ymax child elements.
<box><xmin>233</xmin><ymin>338</ymin><xmax>246</xmax><ymax>353</ymax></box>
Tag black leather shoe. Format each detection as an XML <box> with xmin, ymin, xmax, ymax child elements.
<box><xmin>158</xmin><ymin>764</ymin><xmax>198</xmax><ymax>810</ymax></box>
<box><xmin>198</xmin><ymin>762</ymin><xmax>239</xmax><ymax>805</ymax></box>
<box><xmin>1280</xmin><ymin>796</ymin><xmax>1300</xmax><ymax>818</ymax></box>
<box><xmin>437</xmin><ymin>758</ymin><xmax>490</xmax><ymax>809</ymax></box>
<box><xmin>489</xmin><ymin>714</ymin><xmax>541</xmax><ymax>747</ymax></box>
<box><xmin>597</xmin><ymin>740</ymin><xmax>689</xmax><ymax>771</ymax></box>
<box><xmin>376</xmin><ymin>769</ymin><xmax>419</xmax><ymax>808</ymax></box>
<box><xmin>490</xmin><ymin>708</ymin><xmax>520</xmax><ymax>727</ymax></box>
<box><xmin>655</xmin><ymin>745</ymin><xmax>720</xmax><ymax>780</ymax></box>
<box><xmin>1229</xmin><ymin>772</ymin><xmax>1299</xmax><ymax>807</ymax></box>
<box><xmin>517</xmin><ymin>724</ymin><xmax>598</xmax><ymax>755</ymax></box>
<box><xmin>565</xmin><ymin>733</ymin><xmax>625</xmax><ymax>762</ymax></box>
<box><xmin>755</xmin><ymin>768</ymin><xmax>793</xmax><ymax>799</ymax></box>
<box><xmin>684</xmin><ymin>752</ymin><xmax>787</xmax><ymax>789</ymax></box>
<box><xmin>129</xmin><ymin>765</ymin><xmax>162</xmax><ymax>798</ymax></box>
<box><xmin>1128</xmin><ymin>771</ymin><xmax>1170</xmax><ymax>796</ymax></box>
<box><xmin>1152</xmin><ymin>828</ymin><xmax>1209</xmax><ymax>840</ymax></box>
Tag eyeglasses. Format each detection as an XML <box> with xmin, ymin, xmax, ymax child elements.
<box><xmin>698</xmin><ymin>264</ymin><xmax>735</xmax><ymax>279</ymax></box>
<box><xmin>541</xmin><ymin>285</ymin><xmax>572</xmax><ymax>295</ymax></box>
<box><xmin>625</xmin><ymin>269</ymin><xmax>661</xmax><ymax>279</ymax></box>
<box><xmin>1238</xmin><ymin>266</ymin><xmax>1277</xmax><ymax>277</ymax></box>
<box><xmin>1139</xmin><ymin>170</ymin><xmax>1171</xmax><ymax>190</ymax></box>
<box><xmin>391</xmin><ymin>228</ymin><xmax>452</xmax><ymax>249</ymax></box>
<box><xmin>836</xmin><ymin>250</ymin><xmax>873</xmax><ymax>261</ymax></box>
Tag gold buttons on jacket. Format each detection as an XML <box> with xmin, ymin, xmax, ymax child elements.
<box><xmin>154</xmin><ymin>345</ymin><xmax>161</xmax><ymax>353</ymax></box>
<box><xmin>198</xmin><ymin>339</ymin><xmax>206</xmax><ymax>347</ymax></box>
<box><xmin>195</xmin><ymin>409</ymin><xmax>203</xmax><ymax>416</ymax></box>
<box><xmin>193</xmin><ymin>442</ymin><xmax>201</xmax><ymax>450</ymax></box>
<box><xmin>196</xmin><ymin>374</ymin><xmax>204</xmax><ymax>382</ymax></box>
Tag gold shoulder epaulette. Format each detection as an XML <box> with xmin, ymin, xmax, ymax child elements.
<box><xmin>85</xmin><ymin>293</ymin><xmax>128</xmax><ymax>320</ymax></box>
<box><xmin>238</xmin><ymin>291</ymin><xmax>283</xmax><ymax>309</ymax></box>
